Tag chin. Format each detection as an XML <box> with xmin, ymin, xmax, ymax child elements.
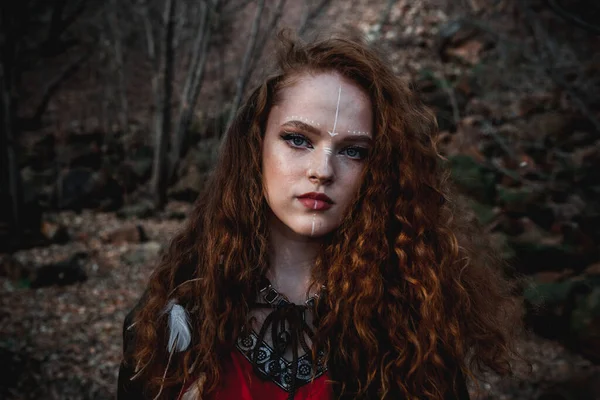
<box><xmin>289</xmin><ymin>216</ymin><xmax>337</xmax><ymax>238</ymax></box>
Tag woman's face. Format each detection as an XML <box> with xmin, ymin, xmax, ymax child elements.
<box><xmin>262</xmin><ymin>71</ymin><xmax>374</xmax><ymax>238</ymax></box>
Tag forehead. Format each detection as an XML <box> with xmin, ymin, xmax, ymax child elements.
<box><xmin>273</xmin><ymin>72</ymin><xmax>372</xmax><ymax>129</ymax></box>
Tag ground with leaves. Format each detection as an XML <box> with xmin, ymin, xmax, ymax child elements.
<box><xmin>1</xmin><ymin>0</ymin><xmax>600</xmax><ymax>399</ymax></box>
<box><xmin>1</xmin><ymin>205</ymin><xmax>600</xmax><ymax>400</ymax></box>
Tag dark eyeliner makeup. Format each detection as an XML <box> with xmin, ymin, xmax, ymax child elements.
<box><xmin>280</xmin><ymin>132</ymin><xmax>369</xmax><ymax>160</ymax></box>
<box><xmin>281</xmin><ymin>132</ymin><xmax>312</xmax><ymax>148</ymax></box>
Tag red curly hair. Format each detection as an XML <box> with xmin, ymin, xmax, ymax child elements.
<box><xmin>123</xmin><ymin>29</ymin><xmax>522</xmax><ymax>399</ymax></box>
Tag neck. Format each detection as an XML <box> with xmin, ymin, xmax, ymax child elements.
<box><xmin>265</xmin><ymin>212</ymin><xmax>323</xmax><ymax>305</ymax></box>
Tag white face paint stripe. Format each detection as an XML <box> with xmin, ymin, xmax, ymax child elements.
<box><xmin>323</xmin><ymin>147</ymin><xmax>333</xmax><ymax>170</ymax></box>
<box><xmin>348</xmin><ymin>130</ymin><xmax>370</xmax><ymax>136</ymax></box>
<box><xmin>311</xmin><ymin>214</ymin><xmax>316</xmax><ymax>236</ymax></box>
<box><xmin>286</xmin><ymin>115</ymin><xmax>321</xmax><ymax>127</ymax></box>
<box><xmin>328</xmin><ymin>86</ymin><xmax>342</xmax><ymax>137</ymax></box>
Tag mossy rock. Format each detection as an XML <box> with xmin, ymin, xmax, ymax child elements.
<box><xmin>467</xmin><ymin>199</ymin><xmax>497</xmax><ymax>226</ymax></box>
<box><xmin>524</xmin><ymin>275</ymin><xmax>600</xmax><ymax>362</ymax></box>
<box><xmin>128</xmin><ymin>145</ymin><xmax>153</xmax><ymax>181</ymax></box>
<box><xmin>117</xmin><ymin>200</ymin><xmax>155</xmax><ymax>219</ymax></box>
<box><xmin>509</xmin><ymin>239</ymin><xmax>587</xmax><ymax>273</ymax></box>
<box><xmin>446</xmin><ymin>155</ymin><xmax>496</xmax><ymax>204</ymax></box>
<box><xmin>497</xmin><ymin>185</ymin><xmax>544</xmax><ymax>215</ymax></box>
<box><xmin>488</xmin><ymin>232</ymin><xmax>516</xmax><ymax>261</ymax></box>
<box><xmin>523</xmin><ymin>278</ymin><xmax>577</xmax><ymax>308</ymax></box>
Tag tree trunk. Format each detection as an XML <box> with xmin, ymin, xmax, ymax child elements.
<box><xmin>169</xmin><ymin>0</ymin><xmax>220</xmax><ymax>180</ymax></box>
<box><xmin>151</xmin><ymin>0</ymin><xmax>176</xmax><ymax>210</ymax></box>
<box><xmin>226</xmin><ymin>0</ymin><xmax>265</xmax><ymax>129</ymax></box>
<box><xmin>247</xmin><ymin>0</ymin><xmax>286</xmax><ymax>79</ymax></box>
<box><xmin>0</xmin><ymin>27</ymin><xmax>23</xmax><ymax>251</ymax></box>
<box><xmin>298</xmin><ymin>0</ymin><xmax>332</xmax><ymax>37</ymax></box>
<box><xmin>108</xmin><ymin>0</ymin><xmax>128</xmax><ymax>130</ymax></box>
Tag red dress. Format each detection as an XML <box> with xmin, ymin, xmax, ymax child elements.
<box><xmin>178</xmin><ymin>278</ymin><xmax>332</xmax><ymax>399</ymax></box>
<box><xmin>177</xmin><ymin>349</ymin><xmax>333</xmax><ymax>399</ymax></box>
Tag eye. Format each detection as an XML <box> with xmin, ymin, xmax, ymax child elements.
<box><xmin>342</xmin><ymin>146</ymin><xmax>369</xmax><ymax>160</ymax></box>
<box><xmin>281</xmin><ymin>133</ymin><xmax>312</xmax><ymax>149</ymax></box>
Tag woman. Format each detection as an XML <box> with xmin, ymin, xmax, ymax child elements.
<box><xmin>117</xmin><ymin>30</ymin><xmax>521</xmax><ymax>399</ymax></box>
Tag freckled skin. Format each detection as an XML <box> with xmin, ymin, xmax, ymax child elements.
<box><xmin>262</xmin><ymin>72</ymin><xmax>373</xmax><ymax>238</ymax></box>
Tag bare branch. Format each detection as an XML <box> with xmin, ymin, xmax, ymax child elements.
<box><xmin>0</xmin><ymin>57</ymin><xmax>24</xmax><ymax>246</ymax></box>
<box><xmin>170</xmin><ymin>0</ymin><xmax>221</xmax><ymax>178</ymax></box>
<box><xmin>298</xmin><ymin>0</ymin><xmax>332</xmax><ymax>37</ymax></box>
<box><xmin>139</xmin><ymin>0</ymin><xmax>157</xmax><ymax>61</ymax></box>
<box><xmin>151</xmin><ymin>0</ymin><xmax>177</xmax><ymax>209</ymax></box>
<box><xmin>438</xmin><ymin>68</ymin><xmax>461</xmax><ymax>128</ymax></box>
<box><xmin>248</xmin><ymin>0</ymin><xmax>287</xmax><ymax>74</ymax></box>
<box><xmin>516</xmin><ymin>1</ymin><xmax>600</xmax><ymax>134</ymax></box>
<box><xmin>31</xmin><ymin>48</ymin><xmax>92</xmax><ymax>125</ymax></box>
<box><xmin>107</xmin><ymin>0</ymin><xmax>128</xmax><ymax>129</ymax></box>
<box><xmin>226</xmin><ymin>0</ymin><xmax>267</xmax><ymax>129</ymax></box>
<box><xmin>223</xmin><ymin>0</ymin><xmax>254</xmax><ymax>15</ymax></box>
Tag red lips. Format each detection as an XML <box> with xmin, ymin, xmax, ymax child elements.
<box><xmin>298</xmin><ymin>192</ymin><xmax>334</xmax><ymax>204</ymax></box>
<box><xmin>297</xmin><ymin>192</ymin><xmax>334</xmax><ymax>211</ymax></box>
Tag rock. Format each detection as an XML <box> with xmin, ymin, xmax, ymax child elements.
<box><xmin>446</xmin><ymin>154</ymin><xmax>497</xmax><ymax>203</ymax></box>
<box><xmin>20</xmin><ymin>133</ymin><xmax>56</xmax><ymax>172</ymax></box>
<box><xmin>54</xmin><ymin>167</ymin><xmax>95</xmax><ymax>210</ymax></box>
<box><xmin>169</xmin><ymin>165</ymin><xmax>207</xmax><ymax>202</ymax></box>
<box><xmin>117</xmin><ymin>200</ymin><xmax>155</xmax><ymax>219</ymax></box>
<box><xmin>464</xmin><ymin>97</ymin><xmax>498</xmax><ymax>120</ymax></box>
<box><xmin>101</xmin><ymin>224</ymin><xmax>148</xmax><ymax>245</ymax></box>
<box><xmin>415</xmin><ymin>72</ymin><xmax>469</xmax><ymax>132</ymax></box>
<box><xmin>524</xmin><ymin>274</ymin><xmax>600</xmax><ymax>363</ymax></box>
<box><xmin>575</xmin><ymin>204</ymin><xmax>600</xmax><ymax>242</ymax></box>
<box><xmin>526</xmin><ymin>112</ymin><xmax>571</xmax><ymax>142</ymax></box>
<box><xmin>54</xmin><ymin>167</ymin><xmax>124</xmax><ymax>211</ymax></box>
<box><xmin>508</xmin><ymin>219</ymin><xmax>589</xmax><ymax>274</ymax></box>
<box><xmin>445</xmin><ymin>39</ymin><xmax>486</xmax><ymax>65</ymax></box>
<box><xmin>533</xmin><ymin>269</ymin><xmax>575</xmax><ymax>284</ymax></box>
<box><xmin>497</xmin><ymin>185</ymin><xmax>545</xmax><ymax>216</ymax></box>
<box><xmin>468</xmin><ymin>198</ymin><xmax>498</xmax><ymax>226</ymax></box>
<box><xmin>0</xmin><ymin>192</ymin><xmax>44</xmax><ymax>252</ymax></box>
<box><xmin>65</xmin><ymin>142</ymin><xmax>102</xmax><ymax>170</ymax></box>
<box><xmin>584</xmin><ymin>263</ymin><xmax>600</xmax><ymax>276</ymax></box>
<box><xmin>437</xmin><ymin>19</ymin><xmax>494</xmax><ymax>65</ymax></box>
<box><xmin>0</xmin><ymin>255</ymin><xmax>33</xmax><ymax>284</ymax></box>
<box><xmin>537</xmin><ymin>371</ymin><xmax>600</xmax><ymax>400</ymax></box>
<box><xmin>488</xmin><ymin>232</ymin><xmax>516</xmax><ymax>262</ymax></box>
<box><xmin>21</xmin><ymin>166</ymin><xmax>56</xmax><ymax>207</ymax></box>
<box><xmin>40</xmin><ymin>220</ymin><xmax>70</xmax><ymax>244</ymax></box>
<box><xmin>0</xmin><ymin>346</ymin><xmax>42</xmax><ymax>398</ymax></box>
<box><xmin>128</xmin><ymin>145</ymin><xmax>154</xmax><ymax>181</ymax></box>
<box><xmin>112</xmin><ymin>163</ymin><xmax>139</xmax><ymax>194</ymax></box>
<box><xmin>89</xmin><ymin>169</ymin><xmax>125</xmax><ymax>211</ymax></box>
<box><xmin>527</xmin><ymin>202</ymin><xmax>556</xmax><ymax>232</ymax></box>
<box><xmin>168</xmin><ymin>138</ymin><xmax>220</xmax><ymax>202</ymax></box>
<box><xmin>177</xmin><ymin>137</ymin><xmax>220</xmax><ymax>178</ymax></box>
<box><xmin>62</xmin><ymin>131</ymin><xmax>104</xmax><ymax>169</ymax></box>
<box><xmin>30</xmin><ymin>252</ymin><xmax>88</xmax><ymax>289</ymax></box>
<box><xmin>516</xmin><ymin>92</ymin><xmax>557</xmax><ymax>118</ymax></box>
<box><xmin>121</xmin><ymin>241</ymin><xmax>163</xmax><ymax>266</ymax></box>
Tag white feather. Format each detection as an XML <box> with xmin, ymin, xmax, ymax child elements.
<box><xmin>162</xmin><ymin>299</ymin><xmax>191</xmax><ymax>353</ymax></box>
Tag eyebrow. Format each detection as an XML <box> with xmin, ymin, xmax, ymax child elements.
<box><xmin>282</xmin><ymin>120</ymin><xmax>321</xmax><ymax>135</ymax></box>
<box><xmin>282</xmin><ymin>120</ymin><xmax>373</xmax><ymax>144</ymax></box>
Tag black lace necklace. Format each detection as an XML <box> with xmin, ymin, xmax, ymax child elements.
<box><xmin>236</xmin><ymin>276</ymin><xmax>327</xmax><ymax>400</ymax></box>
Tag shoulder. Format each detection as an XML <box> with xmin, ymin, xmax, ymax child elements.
<box><xmin>117</xmin><ymin>293</ymin><xmax>148</xmax><ymax>399</ymax></box>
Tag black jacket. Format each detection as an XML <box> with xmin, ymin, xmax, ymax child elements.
<box><xmin>116</xmin><ymin>304</ymin><xmax>471</xmax><ymax>400</ymax></box>
<box><xmin>117</xmin><ymin>306</ymin><xmax>148</xmax><ymax>400</ymax></box>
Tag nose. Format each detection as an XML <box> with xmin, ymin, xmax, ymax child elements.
<box><xmin>308</xmin><ymin>147</ymin><xmax>335</xmax><ymax>185</ymax></box>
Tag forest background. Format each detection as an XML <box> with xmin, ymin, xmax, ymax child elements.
<box><xmin>1</xmin><ymin>0</ymin><xmax>599</xmax><ymax>398</ymax></box>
